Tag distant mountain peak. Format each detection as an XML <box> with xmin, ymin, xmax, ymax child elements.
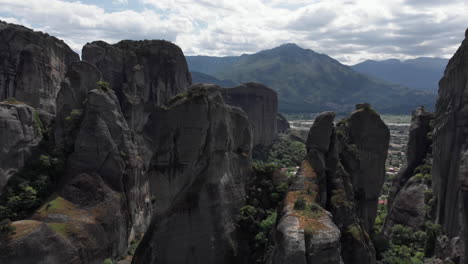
<box><xmin>278</xmin><ymin>43</ymin><xmax>302</xmax><ymax>49</ymax></box>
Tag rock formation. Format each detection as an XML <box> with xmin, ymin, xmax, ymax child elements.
<box><xmin>383</xmin><ymin>107</ymin><xmax>433</xmax><ymax>233</ymax></box>
<box><xmin>132</xmin><ymin>84</ymin><xmax>253</xmax><ymax>264</ymax></box>
<box><xmin>0</xmin><ymin>21</ymin><xmax>79</xmax><ymax>113</ymax></box>
<box><xmin>0</xmin><ymin>101</ymin><xmax>44</xmax><ymax>193</ymax></box>
<box><xmin>82</xmin><ymin>40</ymin><xmax>191</xmax><ymax>132</ymax></box>
<box><xmin>221</xmin><ymin>83</ymin><xmax>278</xmax><ymax>146</ymax></box>
<box><xmin>277</xmin><ymin>113</ymin><xmax>290</xmax><ymax>134</ymax></box>
<box><xmin>270</xmin><ymin>105</ymin><xmax>389</xmax><ymax>264</ymax></box>
<box><xmin>432</xmin><ymin>28</ymin><xmax>468</xmax><ymax>263</ymax></box>
<box><xmin>0</xmin><ymin>62</ymin><xmax>152</xmax><ymax>263</ymax></box>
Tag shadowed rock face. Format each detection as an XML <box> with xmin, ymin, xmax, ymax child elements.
<box><xmin>270</xmin><ymin>107</ymin><xmax>388</xmax><ymax>264</ymax></box>
<box><xmin>346</xmin><ymin>107</ymin><xmax>390</xmax><ymax>231</ymax></box>
<box><xmin>0</xmin><ymin>102</ymin><xmax>43</xmax><ymax>193</ymax></box>
<box><xmin>432</xmin><ymin>29</ymin><xmax>468</xmax><ymax>262</ymax></box>
<box><xmin>221</xmin><ymin>83</ymin><xmax>278</xmax><ymax>146</ymax></box>
<box><xmin>384</xmin><ymin>107</ymin><xmax>433</xmax><ymax>234</ymax></box>
<box><xmin>0</xmin><ymin>21</ymin><xmax>79</xmax><ymax>113</ymax></box>
<box><xmin>132</xmin><ymin>84</ymin><xmax>253</xmax><ymax>264</ymax></box>
<box><xmin>82</xmin><ymin>40</ymin><xmax>191</xmax><ymax>132</ymax></box>
<box><xmin>277</xmin><ymin>113</ymin><xmax>290</xmax><ymax>134</ymax></box>
<box><xmin>0</xmin><ymin>67</ymin><xmax>151</xmax><ymax>264</ymax></box>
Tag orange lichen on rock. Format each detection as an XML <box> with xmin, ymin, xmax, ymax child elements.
<box><xmin>10</xmin><ymin>220</ymin><xmax>42</xmax><ymax>240</ymax></box>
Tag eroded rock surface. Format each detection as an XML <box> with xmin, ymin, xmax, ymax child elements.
<box><xmin>0</xmin><ymin>21</ymin><xmax>79</xmax><ymax>113</ymax></box>
<box><xmin>132</xmin><ymin>84</ymin><xmax>253</xmax><ymax>264</ymax></box>
<box><xmin>1</xmin><ymin>87</ymin><xmax>151</xmax><ymax>264</ymax></box>
<box><xmin>0</xmin><ymin>102</ymin><xmax>42</xmax><ymax>193</ymax></box>
<box><xmin>221</xmin><ymin>83</ymin><xmax>278</xmax><ymax>146</ymax></box>
<box><xmin>384</xmin><ymin>107</ymin><xmax>434</xmax><ymax>233</ymax></box>
<box><xmin>277</xmin><ymin>113</ymin><xmax>290</xmax><ymax>134</ymax></box>
<box><xmin>432</xmin><ymin>29</ymin><xmax>468</xmax><ymax>262</ymax></box>
<box><xmin>82</xmin><ymin>40</ymin><xmax>191</xmax><ymax>132</ymax></box>
<box><xmin>270</xmin><ymin>106</ymin><xmax>388</xmax><ymax>264</ymax></box>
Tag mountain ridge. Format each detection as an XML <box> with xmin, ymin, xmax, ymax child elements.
<box><xmin>187</xmin><ymin>43</ymin><xmax>436</xmax><ymax>114</ymax></box>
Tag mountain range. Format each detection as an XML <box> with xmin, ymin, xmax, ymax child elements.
<box><xmin>187</xmin><ymin>44</ymin><xmax>438</xmax><ymax>114</ymax></box>
<box><xmin>351</xmin><ymin>57</ymin><xmax>448</xmax><ymax>92</ymax></box>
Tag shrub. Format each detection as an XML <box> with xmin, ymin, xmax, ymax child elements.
<box><xmin>391</xmin><ymin>224</ymin><xmax>414</xmax><ymax>245</ymax></box>
<box><xmin>294</xmin><ymin>197</ymin><xmax>307</xmax><ymax>210</ymax></box>
<box><xmin>97</xmin><ymin>81</ymin><xmax>110</xmax><ymax>92</ymax></box>
<box><xmin>0</xmin><ymin>219</ymin><xmax>16</xmax><ymax>235</ymax></box>
<box><xmin>103</xmin><ymin>258</ymin><xmax>113</xmax><ymax>264</ymax></box>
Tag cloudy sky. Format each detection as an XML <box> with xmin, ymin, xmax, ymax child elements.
<box><xmin>0</xmin><ymin>0</ymin><xmax>466</xmax><ymax>64</ymax></box>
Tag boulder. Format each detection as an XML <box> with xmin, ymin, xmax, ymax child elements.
<box><xmin>0</xmin><ymin>21</ymin><xmax>79</xmax><ymax>113</ymax></box>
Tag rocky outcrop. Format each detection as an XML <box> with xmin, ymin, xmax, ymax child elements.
<box><xmin>432</xmin><ymin>28</ymin><xmax>468</xmax><ymax>262</ymax></box>
<box><xmin>383</xmin><ymin>107</ymin><xmax>433</xmax><ymax>233</ymax></box>
<box><xmin>270</xmin><ymin>106</ymin><xmax>389</xmax><ymax>264</ymax></box>
<box><xmin>1</xmin><ymin>86</ymin><xmax>151</xmax><ymax>263</ymax></box>
<box><xmin>0</xmin><ymin>101</ymin><xmax>43</xmax><ymax>193</ymax></box>
<box><xmin>277</xmin><ymin>113</ymin><xmax>290</xmax><ymax>134</ymax></box>
<box><xmin>270</xmin><ymin>157</ymin><xmax>342</xmax><ymax>264</ymax></box>
<box><xmin>221</xmin><ymin>83</ymin><xmax>278</xmax><ymax>146</ymax></box>
<box><xmin>0</xmin><ymin>21</ymin><xmax>79</xmax><ymax>113</ymax></box>
<box><xmin>132</xmin><ymin>84</ymin><xmax>253</xmax><ymax>264</ymax></box>
<box><xmin>82</xmin><ymin>40</ymin><xmax>191</xmax><ymax>132</ymax></box>
<box><xmin>346</xmin><ymin>105</ymin><xmax>390</xmax><ymax>231</ymax></box>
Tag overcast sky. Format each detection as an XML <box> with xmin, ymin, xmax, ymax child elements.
<box><xmin>0</xmin><ymin>0</ymin><xmax>466</xmax><ymax>64</ymax></box>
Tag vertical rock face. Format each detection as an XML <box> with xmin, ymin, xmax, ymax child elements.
<box><xmin>0</xmin><ymin>66</ymin><xmax>151</xmax><ymax>264</ymax></box>
<box><xmin>132</xmin><ymin>84</ymin><xmax>253</xmax><ymax>264</ymax></box>
<box><xmin>383</xmin><ymin>107</ymin><xmax>434</xmax><ymax>233</ymax></box>
<box><xmin>82</xmin><ymin>40</ymin><xmax>191</xmax><ymax>132</ymax></box>
<box><xmin>0</xmin><ymin>21</ymin><xmax>79</xmax><ymax>113</ymax></box>
<box><xmin>55</xmin><ymin>61</ymin><xmax>103</xmax><ymax>146</ymax></box>
<box><xmin>270</xmin><ymin>106</ymin><xmax>389</xmax><ymax>264</ymax></box>
<box><xmin>346</xmin><ymin>106</ymin><xmax>390</xmax><ymax>231</ymax></box>
<box><xmin>0</xmin><ymin>102</ymin><xmax>43</xmax><ymax>193</ymax></box>
<box><xmin>277</xmin><ymin>113</ymin><xmax>290</xmax><ymax>134</ymax></box>
<box><xmin>432</xmin><ymin>29</ymin><xmax>468</xmax><ymax>262</ymax></box>
<box><xmin>221</xmin><ymin>83</ymin><xmax>278</xmax><ymax>146</ymax></box>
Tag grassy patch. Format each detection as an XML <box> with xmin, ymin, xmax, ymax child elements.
<box><xmin>47</xmin><ymin>222</ymin><xmax>67</xmax><ymax>237</ymax></box>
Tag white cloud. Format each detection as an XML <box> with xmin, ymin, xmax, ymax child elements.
<box><xmin>0</xmin><ymin>0</ymin><xmax>466</xmax><ymax>64</ymax></box>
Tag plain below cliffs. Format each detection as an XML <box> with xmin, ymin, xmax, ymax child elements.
<box><xmin>132</xmin><ymin>84</ymin><xmax>253</xmax><ymax>264</ymax></box>
<box><xmin>0</xmin><ymin>21</ymin><xmax>79</xmax><ymax>113</ymax></box>
<box><xmin>270</xmin><ymin>105</ymin><xmax>389</xmax><ymax>264</ymax></box>
<box><xmin>432</xmin><ymin>29</ymin><xmax>468</xmax><ymax>263</ymax></box>
<box><xmin>221</xmin><ymin>83</ymin><xmax>278</xmax><ymax>146</ymax></box>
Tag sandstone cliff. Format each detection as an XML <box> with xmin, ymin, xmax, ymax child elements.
<box><xmin>0</xmin><ymin>102</ymin><xmax>44</xmax><ymax>194</ymax></box>
<box><xmin>221</xmin><ymin>83</ymin><xmax>278</xmax><ymax>146</ymax></box>
<box><xmin>384</xmin><ymin>107</ymin><xmax>433</xmax><ymax>233</ymax></box>
<box><xmin>0</xmin><ymin>69</ymin><xmax>152</xmax><ymax>263</ymax></box>
<box><xmin>432</xmin><ymin>28</ymin><xmax>468</xmax><ymax>263</ymax></box>
<box><xmin>0</xmin><ymin>21</ymin><xmax>79</xmax><ymax>113</ymax></box>
<box><xmin>82</xmin><ymin>40</ymin><xmax>191</xmax><ymax>132</ymax></box>
<box><xmin>270</xmin><ymin>105</ymin><xmax>389</xmax><ymax>264</ymax></box>
<box><xmin>132</xmin><ymin>84</ymin><xmax>253</xmax><ymax>264</ymax></box>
